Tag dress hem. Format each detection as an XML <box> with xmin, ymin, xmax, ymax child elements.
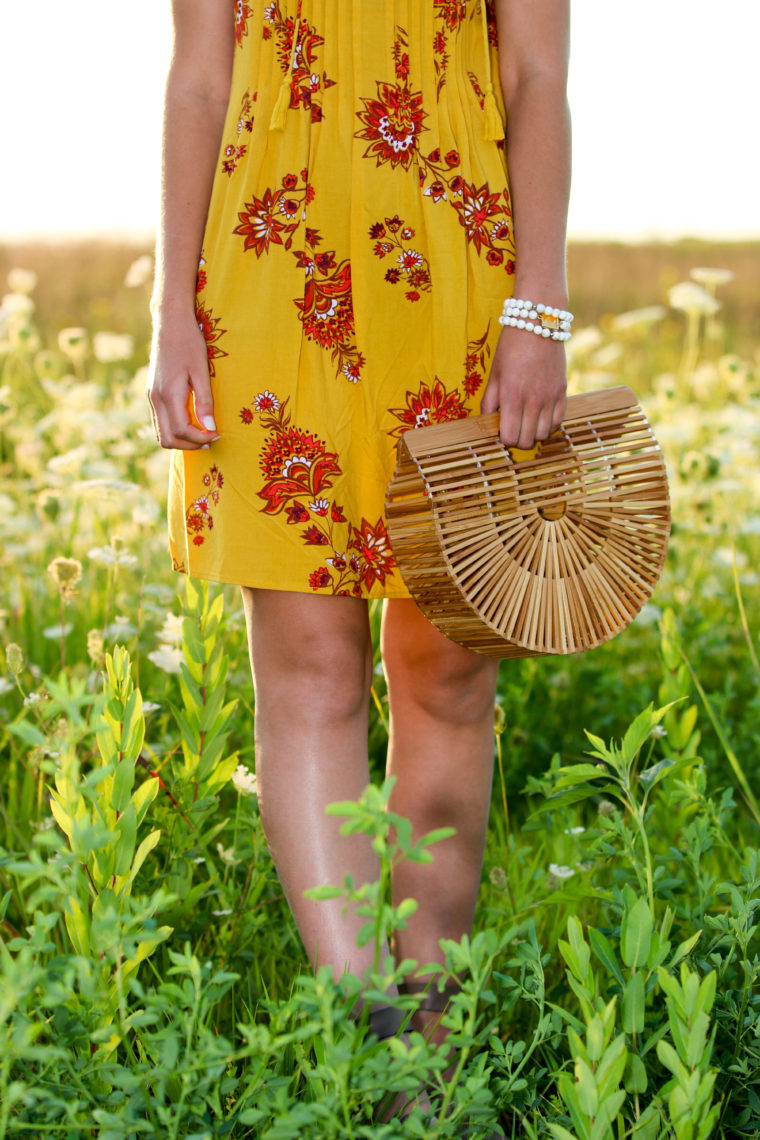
<box><xmin>170</xmin><ymin>561</ymin><xmax>413</xmax><ymax>600</ymax></box>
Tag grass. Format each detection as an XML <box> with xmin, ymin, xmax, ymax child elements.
<box><xmin>0</xmin><ymin>238</ymin><xmax>758</xmax><ymax>1137</ymax></box>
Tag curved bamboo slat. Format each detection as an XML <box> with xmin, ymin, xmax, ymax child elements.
<box><xmin>385</xmin><ymin>386</ymin><xmax>671</xmax><ymax>657</ymax></box>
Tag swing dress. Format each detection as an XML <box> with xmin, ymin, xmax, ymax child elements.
<box><xmin>167</xmin><ymin>0</ymin><xmax>516</xmax><ymax>598</ymax></box>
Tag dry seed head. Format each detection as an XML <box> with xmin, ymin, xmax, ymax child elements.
<box><xmin>5</xmin><ymin>642</ymin><xmax>24</xmax><ymax>674</ymax></box>
<box><xmin>489</xmin><ymin>866</ymin><xmax>508</xmax><ymax>891</ymax></box>
<box><xmin>598</xmin><ymin>799</ymin><xmax>618</xmax><ymax>817</ymax></box>
<box><xmin>493</xmin><ymin>703</ymin><xmax>506</xmax><ymax>735</ymax></box>
<box><xmin>48</xmin><ymin>556</ymin><xmax>82</xmax><ymax>595</ymax></box>
<box><xmin>87</xmin><ymin>628</ymin><xmax>104</xmax><ymax>665</ymax></box>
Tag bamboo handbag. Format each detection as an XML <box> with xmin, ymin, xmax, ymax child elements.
<box><xmin>385</xmin><ymin>386</ymin><xmax>670</xmax><ymax>658</ymax></box>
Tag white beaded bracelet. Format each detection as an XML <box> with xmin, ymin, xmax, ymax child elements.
<box><xmin>498</xmin><ymin>298</ymin><xmax>574</xmax><ymax>342</ymax></box>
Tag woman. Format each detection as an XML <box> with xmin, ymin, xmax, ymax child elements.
<box><xmin>147</xmin><ymin>0</ymin><xmax>569</xmax><ymax>1072</ymax></box>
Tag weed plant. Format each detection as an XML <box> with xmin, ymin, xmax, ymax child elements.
<box><xmin>1</xmin><ymin>257</ymin><xmax>759</xmax><ymax>1134</ymax></box>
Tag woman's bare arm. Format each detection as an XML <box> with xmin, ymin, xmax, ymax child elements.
<box><xmin>147</xmin><ymin>0</ymin><xmax>234</xmax><ymax>450</ymax></box>
<box><xmin>481</xmin><ymin>0</ymin><xmax>571</xmax><ymax>450</ymax></box>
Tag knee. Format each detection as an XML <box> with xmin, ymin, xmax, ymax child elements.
<box><xmin>384</xmin><ymin>636</ymin><xmax>497</xmax><ymax>727</ymax></box>
<box><xmin>245</xmin><ymin>591</ymin><xmax>373</xmax><ymax>724</ymax></box>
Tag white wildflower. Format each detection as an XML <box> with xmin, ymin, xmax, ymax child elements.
<box><xmin>7</xmin><ymin>268</ymin><xmax>38</xmax><ymax>294</ymax></box>
<box><xmin>88</xmin><ymin>545</ymin><xmax>139</xmax><ymax>568</ymax></box>
<box><xmin>713</xmin><ymin>547</ymin><xmax>747</xmax><ymax>568</ymax></box>
<box><xmin>668</xmin><ymin>281</ymin><xmax>720</xmax><ymax>317</ymax></box>
<box><xmin>142</xmin><ymin>701</ymin><xmax>161</xmax><ymax>715</ymax></box>
<box><xmin>124</xmin><ymin>254</ymin><xmax>154</xmax><ymax>288</ymax></box>
<box><xmin>158</xmin><ymin>613</ymin><xmax>185</xmax><ymax>644</ymax></box>
<box><xmin>563</xmin><ymin>827</ymin><xmax>585</xmax><ymax>836</ymax></box>
<box><xmin>93</xmin><ymin>332</ymin><xmax>135</xmax><ymax>363</ymax></box>
<box><xmin>610</xmin><ymin>305</ymin><xmax>667</xmax><ymax>331</ymax></box>
<box><xmin>1</xmin><ymin>292</ymin><xmax>34</xmax><ymax>316</ymax></box>
<box><xmin>232</xmin><ymin>765</ymin><xmax>258</xmax><ymax>796</ymax></box>
<box><xmin>548</xmin><ymin>863</ymin><xmax>576</xmax><ymax>880</ymax></box>
<box><xmin>690</xmin><ymin>267</ymin><xmax>734</xmax><ymax>291</ymax></box>
<box><xmin>211</xmin><ymin>909</ymin><xmax>233</xmax><ymax>917</ymax></box>
<box><xmin>42</xmin><ymin>623</ymin><xmax>73</xmax><ymax>639</ymax></box>
<box><xmin>147</xmin><ymin>645</ymin><xmax>183</xmax><ymax>674</ymax></box>
<box><xmin>58</xmin><ymin>327</ymin><xmax>89</xmax><ymax>359</ymax></box>
<box><xmin>216</xmin><ymin>842</ymin><xmax>238</xmax><ymax>866</ymax></box>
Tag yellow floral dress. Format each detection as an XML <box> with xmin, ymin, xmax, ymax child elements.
<box><xmin>168</xmin><ymin>0</ymin><xmax>516</xmax><ymax>598</ymax></box>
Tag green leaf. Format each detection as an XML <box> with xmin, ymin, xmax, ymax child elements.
<box><xmin>553</xmin><ymin>763</ymin><xmax>613</xmax><ymax>790</ymax></box>
<box><xmin>624</xmin><ymin>1052</ymin><xmax>648</xmax><ymax>1094</ymax></box>
<box><xmin>113</xmin><ymin>803</ymin><xmax>137</xmax><ymax>877</ymax></box>
<box><xmin>622</xmin><ymin>970</ymin><xmax>645</xmax><ymax>1035</ymax></box>
<box><xmin>111</xmin><ymin>755</ymin><xmax>135</xmax><ymax>814</ymax></box>
<box><xmin>589</xmin><ymin>927</ymin><xmax>624</xmax><ymax>986</ymax></box>
<box><xmin>670</xmin><ymin>929</ymin><xmax>702</xmax><ymax>969</ymax></box>
<box><xmin>622</xmin><ymin>897</ymin><xmax>653</xmax><ymax>968</ymax></box>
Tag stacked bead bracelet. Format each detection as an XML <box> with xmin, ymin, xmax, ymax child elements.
<box><xmin>498</xmin><ymin>298</ymin><xmax>574</xmax><ymax>342</ymax></box>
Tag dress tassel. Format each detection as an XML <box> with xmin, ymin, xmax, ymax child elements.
<box><xmin>268</xmin><ymin>79</ymin><xmax>291</xmax><ymax>131</ymax></box>
<box><xmin>483</xmin><ymin>86</ymin><xmax>504</xmax><ymax>141</ymax></box>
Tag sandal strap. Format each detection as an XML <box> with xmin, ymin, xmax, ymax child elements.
<box><xmin>366</xmin><ymin>1003</ymin><xmax>405</xmax><ymax>1041</ymax></box>
<box><xmin>397</xmin><ymin>980</ymin><xmax>461</xmax><ymax>1012</ymax></box>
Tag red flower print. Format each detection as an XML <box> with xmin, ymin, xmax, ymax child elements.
<box><xmin>356</xmin><ymin>82</ymin><xmax>427</xmax><ymax>170</ymax></box>
<box><xmin>398</xmin><ymin>249</ymin><xmax>424</xmax><ymax>273</ymax></box>
<box><xmin>505</xmin><ymin>259</ymin><xmax>516</xmax><ymax>275</ymax></box>
<box><xmin>433</xmin><ymin>0</ymin><xmax>467</xmax><ymax>31</ymax></box>
<box><xmin>349</xmin><ymin>518</ymin><xmax>396</xmax><ymax>590</ymax></box>
<box><xmin>234</xmin><ymin>188</ymin><xmax>289</xmax><ymax>256</ymax></box>
<box><xmin>451</xmin><ymin>182</ymin><xmax>505</xmax><ymax>253</ymax></box>
<box><xmin>433</xmin><ymin>31</ymin><xmax>446</xmax><ymax>53</ymax></box>
<box><xmin>302</xmin><ymin>525</ymin><xmax>329</xmax><ymax>546</ymax></box>
<box><xmin>286</xmin><ymin>502</ymin><xmax>310</xmax><ymax>524</ymax></box>
<box><xmin>388</xmin><ymin>377</ymin><xmax>468</xmax><ymax>437</ymax></box>
<box><xmin>487</xmin><ymin>250</ymin><xmax>503</xmax><ymax>266</ymax></box>
<box><xmin>445</xmin><ymin>149</ymin><xmax>460</xmax><ymax>166</ymax></box>
<box><xmin>331</xmin><ymin>502</ymin><xmax>346</xmax><ymax>523</ymax></box>
<box><xmin>369</xmin><ymin>222</ymin><xmax>387</xmax><ymax>239</ymax></box>
<box><xmin>425</xmin><ymin>180</ymin><xmax>447</xmax><ymax>203</ymax></box>
<box><xmin>195</xmin><ymin>303</ymin><xmax>228</xmax><ymax>378</ymax></box>
<box><xmin>385</xmin><ymin>215</ymin><xmax>404</xmax><ymax>233</ymax></box>
<box><xmin>462</xmin><ymin>326</ymin><xmax>491</xmax><ymax>397</ymax></box>
<box><xmin>239</xmin><ymin>407</ymin><xmax>254</xmax><ymax>424</ymax></box>
<box><xmin>309</xmin><ymin>498</ymin><xmax>330</xmax><ymax>515</ymax></box>
<box><xmin>293</xmin><ymin>249</ymin><xmax>364</xmax><ymax>382</ymax></box>
<box><xmin>196</xmin><ymin>269</ymin><xmax>207</xmax><ymax>293</ymax></box>
<box><xmin>327</xmin><ymin>553</ymin><xmax>347</xmax><ymax>571</ymax></box>
<box><xmin>264</xmin><ymin>3</ymin><xmax>336</xmax><ymax>123</ymax></box>
<box><xmin>406</xmin><ymin>291</ymin><xmax>421</xmax><ymax>302</ymax></box>
<box><xmin>385</xmin><ymin>269</ymin><xmax>401</xmax><ymax>283</ymax></box>
<box><xmin>282</xmin><ymin>173</ymin><xmax>298</xmax><ymax>189</ymax></box>
<box><xmin>401</xmin><ymin>227</ymin><xmax>415</xmax><ymax>239</ymax></box>
<box><xmin>186</xmin><ymin>465</ymin><xmax>224</xmax><ymax>546</ymax></box>
<box><xmin>309</xmin><ymin>567</ymin><xmax>332</xmax><ymax>591</ymax></box>
<box><xmin>255</xmin><ymin>390</ymin><xmax>281</xmax><ymax>412</ymax></box>
<box><xmin>374</xmin><ymin>242</ymin><xmax>393</xmax><ymax>259</ymax></box>
<box><xmin>235</xmin><ymin>0</ymin><xmax>253</xmax><ymax>46</ymax></box>
<box><xmin>258</xmin><ymin>426</ymin><xmax>341</xmax><ymax>515</ymax></box>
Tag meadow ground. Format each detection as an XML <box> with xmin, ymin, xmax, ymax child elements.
<box><xmin>0</xmin><ymin>238</ymin><xmax>758</xmax><ymax>1137</ymax></box>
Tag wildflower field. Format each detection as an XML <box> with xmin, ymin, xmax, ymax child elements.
<box><xmin>1</xmin><ymin>239</ymin><xmax>759</xmax><ymax>1138</ymax></box>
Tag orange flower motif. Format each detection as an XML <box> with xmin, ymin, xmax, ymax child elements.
<box><xmin>388</xmin><ymin>377</ymin><xmax>468</xmax><ymax>437</ymax></box>
<box><xmin>356</xmin><ymin>82</ymin><xmax>427</xmax><ymax>170</ymax></box>
<box><xmin>349</xmin><ymin>518</ymin><xmax>396</xmax><ymax>590</ymax></box>
<box><xmin>258</xmin><ymin>427</ymin><xmax>341</xmax><ymax>515</ymax></box>
<box><xmin>195</xmin><ymin>304</ymin><xmax>228</xmax><ymax>378</ymax></box>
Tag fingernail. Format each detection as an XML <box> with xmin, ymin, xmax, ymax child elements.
<box><xmin>202</xmin><ymin>415</ymin><xmax>217</xmax><ymax>431</ymax></box>
<box><xmin>201</xmin><ymin>443</ymin><xmax>210</xmax><ymax>450</ymax></box>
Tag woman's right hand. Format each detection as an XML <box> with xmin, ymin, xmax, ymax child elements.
<box><xmin>146</xmin><ymin>310</ymin><xmax>220</xmax><ymax>450</ymax></box>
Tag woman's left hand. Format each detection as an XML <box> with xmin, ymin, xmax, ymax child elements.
<box><xmin>480</xmin><ymin>325</ymin><xmax>567</xmax><ymax>450</ymax></box>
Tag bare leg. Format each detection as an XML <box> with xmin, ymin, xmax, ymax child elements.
<box><xmin>381</xmin><ymin>599</ymin><xmax>499</xmax><ymax>1040</ymax></box>
<box><xmin>241</xmin><ymin>587</ymin><xmax>384</xmax><ymax>980</ymax></box>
